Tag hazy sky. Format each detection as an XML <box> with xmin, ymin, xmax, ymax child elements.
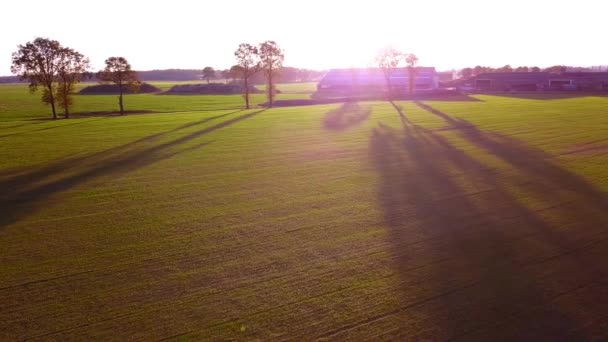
<box><xmin>2</xmin><ymin>0</ymin><xmax>607</xmax><ymax>75</ymax></box>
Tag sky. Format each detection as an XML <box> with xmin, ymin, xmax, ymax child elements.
<box><xmin>2</xmin><ymin>0</ymin><xmax>607</xmax><ymax>75</ymax></box>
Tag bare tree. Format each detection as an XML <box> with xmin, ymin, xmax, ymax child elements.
<box><xmin>202</xmin><ymin>67</ymin><xmax>215</xmax><ymax>84</ymax></box>
<box><xmin>234</xmin><ymin>44</ymin><xmax>260</xmax><ymax>109</ymax></box>
<box><xmin>405</xmin><ymin>53</ymin><xmax>418</xmax><ymax>95</ymax></box>
<box><xmin>11</xmin><ymin>38</ymin><xmax>63</xmax><ymax>119</ymax></box>
<box><xmin>56</xmin><ymin>48</ymin><xmax>90</xmax><ymax>118</ymax></box>
<box><xmin>258</xmin><ymin>41</ymin><xmax>284</xmax><ymax>108</ymax></box>
<box><xmin>97</xmin><ymin>57</ymin><xmax>140</xmax><ymax>115</ymax></box>
<box><xmin>375</xmin><ymin>47</ymin><xmax>404</xmax><ymax>98</ymax></box>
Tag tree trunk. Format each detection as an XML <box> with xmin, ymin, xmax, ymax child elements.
<box><xmin>385</xmin><ymin>73</ymin><xmax>392</xmax><ymax>100</ymax></box>
<box><xmin>244</xmin><ymin>77</ymin><xmax>250</xmax><ymax>109</ymax></box>
<box><xmin>48</xmin><ymin>85</ymin><xmax>57</xmax><ymax>119</ymax></box>
<box><xmin>64</xmin><ymin>98</ymin><xmax>69</xmax><ymax>118</ymax></box>
<box><xmin>63</xmin><ymin>85</ymin><xmax>70</xmax><ymax>119</ymax></box>
<box><xmin>268</xmin><ymin>69</ymin><xmax>273</xmax><ymax>108</ymax></box>
<box><xmin>118</xmin><ymin>84</ymin><xmax>124</xmax><ymax>115</ymax></box>
<box><xmin>409</xmin><ymin>67</ymin><xmax>415</xmax><ymax>95</ymax></box>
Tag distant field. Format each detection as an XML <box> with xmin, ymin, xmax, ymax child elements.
<box><xmin>2</xmin><ymin>87</ymin><xmax>608</xmax><ymax>340</ymax></box>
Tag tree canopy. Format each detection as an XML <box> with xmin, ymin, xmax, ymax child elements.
<box><xmin>202</xmin><ymin>67</ymin><xmax>215</xmax><ymax>84</ymax></box>
<box><xmin>11</xmin><ymin>38</ymin><xmax>64</xmax><ymax>119</ymax></box>
<box><xmin>405</xmin><ymin>53</ymin><xmax>419</xmax><ymax>94</ymax></box>
<box><xmin>258</xmin><ymin>41</ymin><xmax>284</xmax><ymax>107</ymax></box>
<box><xmin>56</xmin><ymin>47</ymin><xmax>90</xmax><ymax>118</ymax></box>
<box><xmin>234</xmin><ymin>43</ymin><xmax>261</xmax><ymax>109</ymax></box>
<box><xmin>375</xmin><ymin>47</ymin><xmax>404</xmax><ymax>97</ymax></box>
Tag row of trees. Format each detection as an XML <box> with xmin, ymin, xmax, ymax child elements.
<box><xmin>11</xmin><ymin>38</ymin><xmax>140</xmax><ymax>119</ymax></box>
<box><xmin>375</xmin><ymin>47</ymin><xmax>419</xmax><ymax>98</ymax></box>
<box><xmin>195</xmin><ymin>66</ymin><xmax>321</xmax><ymax>85</ymax></box>
<box><xmin>458</xmin><ymin>65</ymin><xmax>579</xmax><ymax>79</ymax></box>
<box><xmin>11</xmin><ymin>37</ymin><xmax>287</xmax><ymax>117</ymax></box>
<box><xmin>233</xmin><ymin>41</ymin><xmax>284</xmax><ymax>108</ymax></box>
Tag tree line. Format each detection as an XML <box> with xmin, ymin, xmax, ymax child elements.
<box><xmin>193</xmin><ymin>41</ymin><xmax>287</xmax><ymax>109</ymax></box>
<box><xmin>457</xmin><ymin>65</ymin><xmax>601</xmax><ymax>79</ymax></box>
<box><xmin>164</xmin><ymin>40</ymin><xmax>287</xmax><ymax>108</ymax></box>
<box><xmin>0</xmin><ymin>67</ymin><xmax>325</xmax><ymax>85</ymax></box>
<box><xmin>193</xmin><ymin>66</ymin><xmax>324</xmax><ymax>85</ymax></box>
<box><xmin>11</xmin><ymin>37</ymin><xmax>294</xmax><ymax>118</ymax></box>
<box><xmin>11</xmin><ymin>38</ymin><xmax>139</xmax><ymax>118</ymax></box>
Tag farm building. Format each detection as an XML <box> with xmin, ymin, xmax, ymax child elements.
<box><xmin>316</xmin><ymin>67</ymin><xmax>439</xmax><ymax>95</ymax></box>
<box><xmin>473</xmin><ymin>72</ymin><xmax>608</xmax><ymax>91</ymax></box>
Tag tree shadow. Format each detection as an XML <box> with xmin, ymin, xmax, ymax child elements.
<box><xmin>0</xmin><ymin>120</ymin><xmax>51</xmax><ymax>131</ymax></box>
<box><xmin>323</xmin><ymin>102</ymin><xmax>371</xmax><ymax>131</ymax></box>
<box><xmin>0</xmin><ymin>110</ymin><xmax>242</xmax><ymax>139</ymax></box>
<box><xmin>414</xmin><ymin>101</ymin><xmax>608</xmax><ymax>208</ymax></box>
<box><xmin>388</xmin><ymin>100</ymin><xmax>413</xmax><ymax>128</ymax></box>
<box><xmin>71</xmin><ymin>108</ymin><xmax>245</xmax><ymax>117</ymax></box>
<box><xmin>0</xmin><ymin>118</ymin><xmax>107</xmax><ymax>138</ymax></box>
<box><xmin>0</xmin><ymin>109</ymin><xmax>265</xmax><ymax>231</ymax></box>
<box><xmin>369</xmin><ymin>105</ymin><xmax>608</xmax><ymax>339</ymax></box>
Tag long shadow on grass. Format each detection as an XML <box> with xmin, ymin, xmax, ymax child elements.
<box><xmin>0</xmin><ymin>109</ymin><xmax>265</xmax><ymax>231</ymax></box>
<box><xmin>323</xmin><ymin>102</ymin><xmax>370</xmax><ymax>131</ymax></box>
<box><xmin>369</xmin><ymin>105</ymin><xmax>608</xmax><ymax>339</ymax></box>
<box><xmin>0</xmin><ymin>118</ymin><xmax>108</xmax><ymax>138</ymax></box>
<box><xmin>72</xmin><ymin>108</ymin><xmax>245</xmax><ymax>117</ymax></box>
<box><xmin>0</xmin><ymin>120</ymin><xmax>52</xmax><ymax>131</ymax></box>
<box><xmin>0</xmin><ymin>110</ymin><xmax>234</xmax><ymax>190</ymax></box>
<box><xmin>0</xmin><ymin>110</ymin><xmax>244</xmax><ymax>139</ymax></box>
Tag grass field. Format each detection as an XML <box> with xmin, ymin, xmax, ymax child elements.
<box><xmin>2</xmin><ymin>85</ymin><xmax>608</xmax><ymax>340</ymax></box>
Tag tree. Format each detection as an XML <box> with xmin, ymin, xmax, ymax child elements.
<box><xmin>229</xmin><ymin>65</ymin><xmax>244</xmax><ymax>84</ymax></box>
<box><xmin>473</xmin><ymin>65</ymin><xmax>484</xmax><ymax>76</ymax></box>
<box><xmin>234</xmin><ymin>44</ymin><xmax>261</xmax><ymax>109</ymax></box>
<box><xmin>97</xmin><ymin>57</ymin><xmax>140</xmax><ymax>115</ymax></box>
<box><xmin>220</xmin><ymin>69</ymin><xmax>231</xmax><ymax>83</ymax></box>
<box><xmin>514</xmin><ymin>66</ymin><xmax>529</xmax><ymax>72</ymax></box>
<box><xmin>258</xmin><ymin>41</ymin><xmax>284</xmax><ymax>108</ymax></box>
<box><xmin>530</xmin><ymin>66</ymin><xmax>541</xmax><ymax>73</ymax></box>
<box><xmin>56</xmin><ymin>48</ymin><xmax>90</xmax><ymax>118</ymax></box>
<box><xmin>375</xmin><ymin>47</ymin><xmax>403</xmax><ymax>98</ymax></box>
<box><xmin>498</xmin><ymin>64</ymin><xmax>513</xmax><ymax>72</ymax></box>
<box><xmin>544</xmin><ymin>65</ymin><xmax>568</xmax><ymax>73</ymax></box>
<box><xmin>405</xmin><ymin>53</ymin><xmax>419</xmax><ymax>95</ymax></box>
<box><xmin>202</xmin><ymin>67</ymin><xmax>215</xmax><ymax>84</ymax></box>
<box><xmin>11</xmin><ymin>38</ymin><xmax>63</xmax><ymax>119</ymax></box>
<box><xmin>460</xmin><ymin>68</ymin><xmax>474</xmax><ymax>79</ymax></box>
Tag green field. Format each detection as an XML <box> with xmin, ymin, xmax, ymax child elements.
<box><xmin>2</xmin><ymin>85</ymin><xmax>608</xmax><ymax>340</ymax></box>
